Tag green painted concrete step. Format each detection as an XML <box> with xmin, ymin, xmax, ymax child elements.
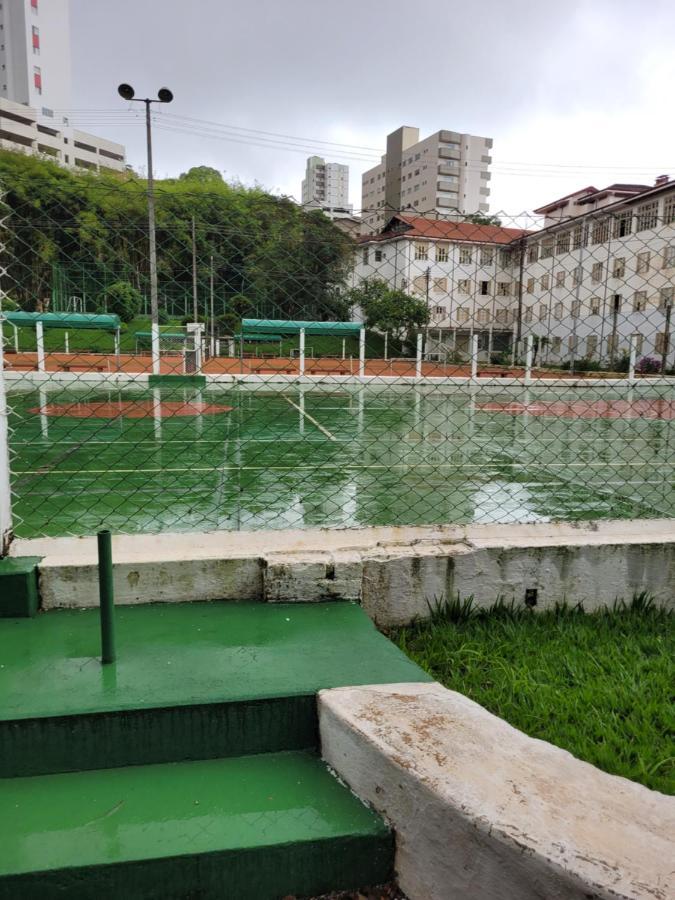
<box><xmin>0</xmin><ymin>750</ymin><xmax>393</xmax><ymax>900</ymax></box>
<box><xmin>0</xmin><ymin>601</ymin><xmax>430</xmax><ymax>776</ymax></box>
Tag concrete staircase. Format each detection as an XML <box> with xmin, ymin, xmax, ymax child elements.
<box><xmin>0</xmin><ymin>600</ymin><xmax>429</xmax><ymax>899</ymax></box>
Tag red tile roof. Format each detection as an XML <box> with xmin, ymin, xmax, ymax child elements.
<box><xmin>533</xmin><ymin>187</ymin><xmax>597</xmax><ymax>214</ymax></box>
<box><xmin>359</xmin><ymin>214</ymin><xmax>528</xmax><ymax>245</ymax></box>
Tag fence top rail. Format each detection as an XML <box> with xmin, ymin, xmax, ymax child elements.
<box><xmin>241</xmin><ymin>318</ymin><xmax>362</xmax><ymax>336</ymax></box>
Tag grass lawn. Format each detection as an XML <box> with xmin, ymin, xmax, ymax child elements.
<box><xmin>393</xmin><ymin>597</ymin><xmax>674</xmax><ymax>794</ymax></box>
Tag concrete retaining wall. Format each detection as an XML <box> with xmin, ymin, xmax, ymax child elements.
<box><xmin>319</xmin><ymin>682</ymin><xmax>675</xmax><ymax>900</ymax></box>
<box><xmin>11</xmin><ymin>520</ymin><xmax>675</xmax><ymax>617</ymax></box>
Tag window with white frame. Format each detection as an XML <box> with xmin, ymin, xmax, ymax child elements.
<box><xmin>568</xmin><ymin>335</ymin><xmax>578</xmax><ymax>353</ymax></box>
<box><xmin>480</xmin><ymin>246</ymin><xmax>494</xmax><ymax>266</ymax></box>
<box><xmin>635</xmin><ymin>201</ymin><xmax>658</xmax><ymax>232</ymax></box>
<box><xmin>479</xmin><ymin>280</ymin><xmax>490</xmax><ymax>296</ymax></box>
<box><xmin>590</xmin><ymin>297</ymin><xmax>601</xmax><ymax>315</ymax></box>
<box><xmin>457</xmin><ymin>306</ymin><xmax>469</xmax><ymax>323</ymax></box>
<box><xmin>524</xmin><ymin>306</ymin><xmax>533</xmax><ymax>324</ymax></box>
<box><xmin>551</xmin><ymin>337</ymin><xmax>562</xmax><ymax>353</ymax></box>
<box><xmin>591</xmin><ymin>262</ymin><xmax>603</xmax><ymax>283</ymax></box>
<box><xmin>538</xmin><ymin>304</ymin><xmax>547</xmax><ymax>321</ymax></box>
<box><xmin>655</xmin><ymin>332</ymin><xmax>669</xmax><ymax>354</ymax></box>
<box><xmin>633</xmin><ymin>290</ymin><xmax>648</xmax><ymax>312</ymax></box>
<box><xmin>556</xmin><ymin>271</ymin><xmax>565</xmax><ymax>288</ymax></box>
<box><xmin>572</xmin><ymin>266</ymin><xmax>583</xmax><ymax>286</ymax></box>
<box><xmin>554</xmin><ymin>302</ymin><xmax>563</xmax><ymax>319</ymax></box>
<box><xmin>414</xmin><ymin>242</ymin><xmax>428</xmax><ymax>260</ymax></box>
<box><xmin>459</xmin><ymin>246</ymin><xmax>473</xmax><ymax>265</ymax></box>
<box><xmin>477</xmin><ymin>308</ymin><xmax>489</xmax><ymax>324</ymax></box>
<box><xmin>540</xmin><ymin>237</ymin><xmax>554</xmax><ymax>259</ymax></box>
<box><xmin>495</xmin><ymin>309</ymin><xmax>509</xmax><ymax>324</ymax></box>
<box><xmin>556</xmin><ymin>231</ymin><xmax>571</xmax><ymax>254</ymax></box>
<box><xmin>591</xmin><ymin>219</ymin><xmax>610</xmax><ymax>244</ymax></box>
<box><xmin>612</xmin><ymin>211</ymin><xmax>632</xmax><ymax>238</ymax></box>
<box><xmin>664</xmin><ymin>195</ymin><xmax>675</xmax><ymax>226</ymax></box>
<box><xmin>613</xmin><ymin>257</ymin><xmax>625</xmax><ymax>278</ymax></box>
<box><xmin>374</xmin><ymin>250</ymin><xmax>384</xmax><ymax>262</ymax></box>
<box><xmin>636</xmin><ymin>251</ymin><xmax>651</xmax><ymax>274</ymax></box>
<box><xmin>496</xmin><ymin>281</ymin><xmax>510</xmax><ymax>296</ymax></box>
<box><xmin>499</xmin><ymin>249</ymin><xmax>511</xmax><ymax>268</ymax></box>
<box><xmin>435</xmin><ymin>244</ymin><xmax>448</xmax><ymax>262</ymax></box>
<box><xmin>571</xmin><ymin>299</ymin><xmax>581</xmax><ymax>318</ymax></box>
<box><xmin>634</xmin><ymin>334</ymin><xmax>644</xmax><ymax>355</ymax></box>
<box><xmin>433</xmin><ymin>277</ymin><xmax>447</xmax><ymax>293</ymax></box>
<box><xmin>586</xmin><ymin>335</ymin><xmax>598</xmax><ymax>356</ymax></box>
<box><xmin>659</xmin><ymin>287</ymin><xmax>674</xmax><ymax>309</ymax></box>
<box><xmin>432</xmin><ymin>305</ymin><xmax>445</xmax><ymax>315</ymax></box>
<box><xmin>526</xmin><ymin>277</ymin><xmax>535</xmax><ymax>294</ymax></box>
<box><xmin>457</xmin><ymin>278</ymin><xmax>470</xmax><ymax>293</ymax></box>
<box><xmin>540</xmin><ymin>274</ymin><xmax>550</xmax><ymax>290</ymax></box>
<box><xmin>362</xmin><ymin>248</ymin><xmax>369</xmax><ymax>265</ymax></box>
<box><xmin>662</xmin><ymin>245</ymin><xmax>675</xmax><ymax>268</ymax></box>
<box><xmin>572</xmin><ymin>223</ymin><xmax>586</xmax><ymax>249</ymax></box>
<box><xmin>527</xmin><ymin>244</ymin><xmax>539</xmax><ymax>263</ymax></box>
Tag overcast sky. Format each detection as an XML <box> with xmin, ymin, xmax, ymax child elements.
<box><xmin>70</xmin><ymin>0</ymin><xmax>675</xmax><ymax>218</ymax></box>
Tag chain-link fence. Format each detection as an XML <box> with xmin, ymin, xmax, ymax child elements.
<box><xmin>1</xmin><ymin>163</ymin><xmax>674</xmax><ymax>540</ymax></box>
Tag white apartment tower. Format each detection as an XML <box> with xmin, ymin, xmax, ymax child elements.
<box><xmin>301</xmin><ymin>155</ymin><xmax>353</xmax><ymax>220</ymax></box>
<box><xmin>361</xmin><ymin>126</ymin><xmax>493</xmax><ymax>232</ymax></box>
<box><xmin>0</xmin><ymin>0</ymin><xmax>125</xmax><ymax>172</ymax></box>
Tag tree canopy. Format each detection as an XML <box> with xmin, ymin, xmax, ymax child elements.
<box><xmin>346</xmin><ymin>279</ymin><xmax>429</xmax><ymax>340</ymax></box>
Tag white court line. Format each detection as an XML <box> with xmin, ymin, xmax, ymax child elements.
<box><xmin>282</xmin><ymin>396</ymin><xmax>338</xmax><ymax>442</ymax></box>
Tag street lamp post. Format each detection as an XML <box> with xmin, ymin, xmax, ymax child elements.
<box><xmin>117</xmin><ymin>84</ymin><xmax>173</xmax><ymax>375</ymax></box>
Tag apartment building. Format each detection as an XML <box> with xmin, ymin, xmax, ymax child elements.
<box><xmin>0</xmin><ymin>0</ymin><xmax>126</xmax><ymax>172</ymax></box>
<box><xmin>360</xmin><ymin>126</ymin><xmax>493</xmax><ymax>233</ymax></box>
<box><xmin>301</xmin><ymin>155</ymin><xmax>352</xmax><ymax>220</ymax></box>
<box><xmin>352</xmin><ymin>177</ymin><xmax>675</xmax><ymax>367</ymax></box>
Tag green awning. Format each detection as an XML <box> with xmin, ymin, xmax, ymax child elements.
<box><xmin>241</xmin><ymin>319</ymin><xmax>362</xmax><ymax>336</ymax></box>
<box><xmin>135</xmin><ymin>332</ymin><xmax>186</xmax><ymax>340</ymax></box>
<box><xmin>234</xmin><ymin>333</ymin><xmax>284</xmax><ymax>342</ymax></box>
<box><xmin>3</xmin><ymin>312</ymin><xmax>121</xmax><ymax>332</ymax></box>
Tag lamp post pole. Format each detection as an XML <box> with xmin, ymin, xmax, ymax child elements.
<box><xmin>118</xmin><ymin>84</ymin><xmax>173</xmax><ymax>375</ymax></box>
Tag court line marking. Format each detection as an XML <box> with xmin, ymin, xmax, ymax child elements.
<box><xmin>282</xmin><ymin>396</ymin><xmax>338</xmax><ymax>441</ymax></box>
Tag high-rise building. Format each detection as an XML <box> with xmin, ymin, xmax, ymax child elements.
<box><xmin>0</xmin><ymin>0</ymin><xmax>126</xmax><ymax>172</ymax></box>
<box><xmin>301</xmin><ymin>155</ymin><xmax>353</xmax><ymax>220</ymax></box>
<box><xmin>361</xmin><ymin>126</ymin><xmax>493</xmax><ymax>232</ymax></box>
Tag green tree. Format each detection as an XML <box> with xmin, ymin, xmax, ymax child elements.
<box><xmin>102</xmin><ymin>281</ymin><xmax>142</xmax><ymax>323</ymax></box>
<box><xmin>347</xmin><ymin>279</ymin><xmax>429</xmax><ymax>341</ymax></box>
<box><xmin>178</xmin><ymin>166</ymin><xmax>224</xmax><ymax>183</ymax></box>
<box><xmin>463</xmin><ymin>213</ymin><xmax>503</xmax><ymax>226</ymax></box>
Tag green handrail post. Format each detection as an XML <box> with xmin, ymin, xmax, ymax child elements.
<box><xmin>97</xmin><ymin>529</ymin><xmax>116</xmax><ymax>664</ymax></box>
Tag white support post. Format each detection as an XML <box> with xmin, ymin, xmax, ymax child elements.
<box><xmin>471</xmin><ymin>333</ymin><xmax>479</xmax><ymax>381</ymax></box>
<box><xmin>36</xmin><ymin>320</ymin><xmax>45</xmax><ymax>373</ymax></box>
<box><xmin>216</xmin><ymin>339</ymin><xmax>221</xmax><ymax>357</ymax></box>
<box><xmin>64</xmin><ymin>331</ymin><xmax>69</xmax><ymax>354</ymax></box>
<box><xmin>152</xmin><ymin>387</ymin><xmax>162</xmax><ymax>442</ymax></box>
<box><xmin>359</xmin><ymin>328</ymin><xmax>366</xmax><ymax>377</ymax></box>
<box><xmin>384</xmin><ymin>331</ymin><xmax>388</xmax><ymax>361</ymax></box>
<box><xmin>299</xmin><ymin>328</ymin><xmax>306</xmax><ymax>377</ymax></box>
<box><xmin>114</xmin><ymin>328</ymin><xmax>120</xmax><ymax>369</ymax></box>
<box><xmin>416</xmin><ymin>332</ymin><xmax>423</xmax><ymax>380</ymax></box>
<box><xmin>628</xmin><ymin>333</ymin><xmax>637</xmax><ymax>385</ymax></box>
<box><xmin>342</xmin><ymin>338</ymin><xmax>346</xmax><ymax>361</ymax></box>
<box><xmin>525</xmin><ymin>334</ymin><xmax>533</xmax><ymax>385</ymax></box>
<box><xmin>151</xmin><ymin>321</ymin><xmax>160</xmax><ymax>375</ymax></box>
<box><xmin>13</xmin><ymin>324</ymin><xmax>19</xmax><ymax>353</ymax></box>
<box><xmin>0</xmin><ymin>335</ymin><xmax>12</xmax><ymax>552</ymax></box>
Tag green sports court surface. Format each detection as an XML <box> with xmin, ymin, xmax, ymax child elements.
<box><xmin>8</xmin><ymin>381</ymin><xmax>675</xmax><ymax>538</ymax></box>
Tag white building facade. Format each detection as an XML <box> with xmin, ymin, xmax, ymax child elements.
<box><xmin>361</xmin><ymin>126</ymin><xmax>493</xmax><ymax>233</ymax></box>
<box><xmin>352</xmin><ymin>178</ymin><xmax>675</xmax><ymax>369</ymax></box>
<box><xmin>0</xmin><ymin>0</ymin><xmax>125</xmax><ymax>172</ymax></box>
<box><xmin>301</xmin><ymin>155</ymin><xmax>352</xmax><ymax>220</ymax></box>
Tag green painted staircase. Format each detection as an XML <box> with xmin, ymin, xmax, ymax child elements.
<box><xmin>0</xmin><ymin>600</ymin><xmax>430</xmax><ymax>899</ymax></box>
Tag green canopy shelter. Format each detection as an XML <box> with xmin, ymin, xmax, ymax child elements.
<box><xmin>1</xmin><ymin>312</ymin><xmax>121</xmax><ymax>371</ymax></box>
<box><xmin>240</xmin><ymin>319</ymin><xmax>365</xmax><ymax>375</ymax></box>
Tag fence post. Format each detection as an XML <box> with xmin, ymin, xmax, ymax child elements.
<box><xmin>299</xmin><ymin>328</ymin><xmax>305</xmax><ymax>377</ymax></box>
<box><xmin>0</xmin><ymin>340</ymin><xmax>11</xmax><ymax>554</ymax></box>
<box><xmin>36</xmin><ymin>320</ymin><xmax>45</xmax><ymax>372</ymax></box>
<box><xmin>525</xmin><ymin>334</ymin><xmax>533</xmax><ymax>385</ymax></box>
<box><xmin>359</xmin><ymin>327</ymin><xmax>366</xmax><ymax>377</ymax></box>
<box><xmin>471</xmin><ymin>334</ymin><xmax>479</xmax><ymax>381</ymax></box>
<box><xmin>97</xmin><ymin>530</ymin><xmax>116</xmax><ymax>664</ymax></box>
<box><xmin>628</xmin><ymin>333</ymin><xmax>637</xmax><ymax>385</ymax></box>
<box><xmin>416</xmin><ymin>332</ymin><xmax>423</xmax><ymax>379</ymax></box>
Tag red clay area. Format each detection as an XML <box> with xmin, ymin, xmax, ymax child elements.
<box><xmin>478</xmin><ymin>399</ymin><xmax>675</xmax><ymax>420</ymax></box>
<box><xmin>28</xmin><ymin>400</ymin><xmax>234</xmax><ymax>419</ymax></box>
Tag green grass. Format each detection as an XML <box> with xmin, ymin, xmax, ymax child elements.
<box><xmin>393</xmin><ymin>596</ymin><xmax>674</xmax><ymax>794</ymax></box>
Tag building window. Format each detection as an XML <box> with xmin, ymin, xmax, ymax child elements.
<box><xmin>32</xmin><ymin>25</ymin><xmax>39</xmax><ymax>53</ymax></box>
<box><xmin>634</xmin><ymin>334</ymin><xmax>644</xmax><ymax>355</ymax></box>
<box><xmin>362</xmin><ymin>249</ymin><xmax>369</xmax><ymax>265</ymax></box>
<box><xmin>568</xmin><ymin>335</ymin><xmax>578</xmax><ymax>353</ymax></box>
<box><xmin>571</xmin><ymin>266</ymin><xmax>582</xmax><ymax>286</ymax></box>
<box><xmin>479</xmin><ymin>280</ymin><xmax>490</xmax><ymax>296</ymax></box>
<box><xmin>526</xmin><ymin>277</ymin><xmax>535</xmax><ymax>294</ymax></box>
<box><xmin>554</xmin><ymin>302</ymin><xmax>563</xmax><ymax>319</ymax></box>
<box><xmin>527</xmin><ymin>244</ymin><xmax>539</xmax><ymax>263</ymax></box>
<box><xmin>655</xmin><ymin>332</ymin><xmax>669</xmax><ymax>354</ymax></box>
<box><xmin>480</xmin><ymin>246</ymin><xmax>494</xmax><ymax>266</ymax></box>
<box><xmin>499</xmin><ymin>249</ymin><xmax>511</xmax><ymax>268</ymax></box>
<box><xmin>590</xmin><ymin>297</ymin><xmax>601</xmax><ymax>315</ymax></box>
<box><xmin>659</xmin><ymin>287</ymin><xmax>674</xmax><ymax>309</ymax></box>
<box><xmin>459</xmin><ymin>246</ymin><xmax>472</xmax><ymax>265</ymax></box>
<box><xmin>633</xmin><ymin>291</ymin><xmax>648</xmax><ymax>312</ymax></box>
<box><xmin>433</xmin><ymin>305</ymin><xmax>445</xmax><ymax>315</ymax></box>
<box><xmin>551</xmin><ymin>337</ymin><xmax>562</xmax><ymax>354</ymax></box>
<box><xmin>572</xmin><ymin>223</ymin><xmax>586</xmax><ymax>250</ymax></box>
<box><xmin>496</xmin><ymin>281</ymin><xmax>510</xmax><ymax>296</ymax></box>
<box><xmin>586</xmin><ymin>335</ymin><xmax>598</xmax><ymax>356</ymax></box>
<box><xmin>612</xmin><ymin>211</ymin><xmax>632</xmax><ymax>238</ymax></box>
<box><xmin>613</xmin><ymin>257</ymin><xmax>625</xmax><ymax>279</ymax></box>
<box><xmin>33</xmin><ymin>65</ymin><xmax>41</xmax><ymax>93</ymax></box>
<box><xmin>664</xmin><ymin>196</ymin><xmax>675</xmax><ymax>226</ymax></box>
<box><xmin>662</xmin><ymin>245</ymin><xmax>675</xmax><ymax>268</ymax></box>
<box><xmin>572</xmin><ymin>299</ymin><xmax>581</xmax><ymax>318</ymax></box>
<box><xmin>524</xmin><ymin>306</ymin><xmax>533</xmax><ymax>324</ymax></box>
<box><xmin>538</xmin><ymin>304</ymin><xmax>547</xmax><ymax>322</ymax></box>
<box><xmin>435</xmin><ymin>245</ymin><xmax>448</xmax><ymax>262</ymax></box>
<box><xmin>457</xmin><ymin>278</ymin><xmax>470</xmax><ymax>294</ymax></box>
<box><xmin>540</xmin><ymin>274</ymin><xmax>549</xmax><ymax>290</ymax></box>
<box><xmin>495</xmin><ymin>309</ymin><xmax>509</xmax><ymax>324</ymax></box>
<box><xmin>457</xmin><ymin>307</ymin><xmax>469</xmax><ymax>323</ymax></box>
<box><xmin>635</xmin><ymin>201</ymin><xmax>658</xmax><ymax>232</ymax></box>
<box><xmin>591</xmin><ymin>262</ymin><xmax>603</xmax><ymax>283</ymax></box>
<box><xmin>636</xmin><ymin>251</ymin><xmax>651</xmax><ymax>274</ymax></box>
<box><xmin>555</xmin><ymin>231</ymin><xmax>571</xmax><ymax>254</ymax></box>
<box><xmin>433</xmin><ymin>277</ymin><xmax>447</xmax><ymax>293</ymax></box>
<box><xmin>591</xmin><ymin>219</ymin><xmax>610</xmax><ymax>244</ymax></box>
<box><xmin>540</xmin><ymin>237</ymin><xmax>554</xmax><ymax>259</ymax></box>
<box><xmin>414</xmin><ymin>242</ymin><xmax>428</xmax><ymax>260</ymax></box>
<box><xmin>477</xmin><ymin>308</ymin><xmax>489</xmax><ymax>324</ymax></box>
<box><xmin>555</xmin><ymin>271</ymin><xmax>565</xmax><ymax>288</ymax></box>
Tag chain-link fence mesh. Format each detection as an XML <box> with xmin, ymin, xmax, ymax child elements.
<box><xmin>1</xmin><ymin>160</ymin><xmax>674</xmax><ymax>539</ymax></box>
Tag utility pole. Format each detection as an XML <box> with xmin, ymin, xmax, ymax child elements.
<box><xmin>117</xmin><ymin>84</ymin><xmax>173</xmax><ymax>375</ymax></box>
<box><xmin>192</xmin><ymin>216</ymin><xmax>198</xmax><ymax>324</ymax></box>
<box><xmin>210</xmin><ymin>255</ymin><xmax>215</xmax><ymax>357</ymax></box>
<box><xmin>424</xmin><ymin>266</ymin><xmax>431</xmax><ymax>356</ymax></box>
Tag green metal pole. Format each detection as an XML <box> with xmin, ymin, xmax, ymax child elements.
<box><xmin>97</xmin><ymin>529</ymin><xmax>116</xmax><ymax>664</ymax></box>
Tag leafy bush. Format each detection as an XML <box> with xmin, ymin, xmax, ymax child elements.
<box><xmin>101</xmin><ymin>281</ymin><xmax>142</xmax><ymax>323</ymax></box>
<box><xmin>636</xmin><ymin>355</ymin><xmax>662</xmax><ymax>374</ymax></box>
<box><xmin>0</xmin><ymin>297</ymin><xmax>19</xmax><ymax>311</ymax></box>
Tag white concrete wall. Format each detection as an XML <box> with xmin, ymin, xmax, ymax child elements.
<box><xmin>319</xmin><ymin>682</ymin><xmax>675</xmax><ymax>900</ymax></box>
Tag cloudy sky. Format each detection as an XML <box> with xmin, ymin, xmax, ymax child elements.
<box><xmin>70</xmin><ymin>0</ymin><xmax>675</xmax><ymax>218</ymax></box>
